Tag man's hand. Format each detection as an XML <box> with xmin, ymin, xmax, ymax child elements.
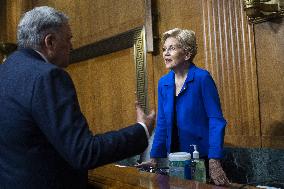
<box><xmin>209</xmin><ymin>159</ymin><xmax>230</xmax><ymax>186</ymax></box>
<box><xmin>136</xmin><ymin>102</ymin><xmax>155</xmax><ymax>135</ymax></box>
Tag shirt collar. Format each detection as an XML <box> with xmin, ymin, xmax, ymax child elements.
<box><xmin>35</xmin><ymin>50</ymin><xmax>49</xmax><ymax>63</ymax></box>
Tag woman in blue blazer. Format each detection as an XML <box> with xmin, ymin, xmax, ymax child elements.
<box><xmin>139</xmin><ymin>28</ymin><xmax>229</xmax><ymax>185</ymax></box>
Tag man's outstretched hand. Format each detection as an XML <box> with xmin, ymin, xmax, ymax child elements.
<box><xmin>136</xmin><ymin>102</ymin><xmax>156</xmax><ymax>135</ymax></box>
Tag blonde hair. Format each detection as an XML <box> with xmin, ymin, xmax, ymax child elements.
<box><xmin>162</xmin><ymin>28</ymin><xmax>198</xmax><ymax>61</ymax></box>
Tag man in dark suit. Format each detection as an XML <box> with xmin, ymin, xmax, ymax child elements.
<box><xmin>0</xmin><ymin>6</ymin><xmax>155</xmax><ymax>189</ymax></box>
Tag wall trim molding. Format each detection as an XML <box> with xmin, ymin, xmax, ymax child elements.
<box><xmin>70</xmin><ymin>26</ymin><xmax>149</xmax><ymax>113</ymax></box>
<box><xmin>70</xmin><ymin>27</ymin><xmax>142</xmax><ymax>63</ymax></box>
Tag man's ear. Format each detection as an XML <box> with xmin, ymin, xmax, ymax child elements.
<box><xmin>43</xmin><ymin>34</ymin><xmax>56</xmax><ymax>58</ymax></box>
<box><xmin>44</xmin><ymin>34</ymin><xmax>55</xmax><ymax>50</ymax></box>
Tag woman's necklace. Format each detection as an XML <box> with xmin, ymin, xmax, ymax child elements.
<box><xmin>175</xmin><ymin>75</ymin><xmax>187</xmax><ymax>96</ymax></box>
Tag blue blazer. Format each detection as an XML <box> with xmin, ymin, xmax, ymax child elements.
<box><xmin>0</xmin><ymin>49</ymin><xmax>148</xmax><ymax>189</ymax></box>
<box><xmin>150</xmin><ymin>64</ymin><xmax>226</xmax><ymax>159</ymax></box>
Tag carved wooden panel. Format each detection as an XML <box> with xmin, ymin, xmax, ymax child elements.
<box><xmin>201</xmin><ymin>0</ymin><xmax>261</xmax><ymax>147</ymax></box>
<box><xmin>134</xmin><ymin>27</ymin><xmax>149</xmax><ymax>113</ymax></box>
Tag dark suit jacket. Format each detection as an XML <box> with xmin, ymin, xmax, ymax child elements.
<box><xmin>0</xmin><ymin>49</ymin><xmax>148</xmax><ymax>189</ymax></box>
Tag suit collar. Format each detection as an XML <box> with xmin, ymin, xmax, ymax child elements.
<box><xmin>18</xmin><ymin>48</ymin><xmax>46</xmax><ymax>62</ymax></box>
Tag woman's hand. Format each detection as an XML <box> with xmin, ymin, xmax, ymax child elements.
<box><xmin>209</xmin><ymin>159</ymin><xmax>230</xmax><ymax>186</ymax></box>
<box><xmin>135</xmin><ymin>158</ymin><xmax>157</xmax><ymax>169</ymax></box>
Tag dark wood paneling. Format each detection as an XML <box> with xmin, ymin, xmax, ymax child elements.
<box><xmin>254</xmin><ymin>18</ymin><xmax>284</xmax><ymax>148</ymax></box>
<box><xmin>4</xmin><ymin>0</ymin><xmax>33</xmax><ymax>43</ymax></box>
<box><xmin>0</xmin><ymin>0</ymin><xmax>7</xmax><ymax>42</ymax></box>
<box><xmin>33</xmin><ymin>0</ymin><xmax>145</xmax><ymax>48</ymax></box>
<box><xmin>67</xmin><ymin>49</ymin><xmax>137</xmax><ymax>134</ymax></box>
<box><xmin>0</xmin><ymin>0</ymin><xmax>7</xmax><ymax>62</ymax></box>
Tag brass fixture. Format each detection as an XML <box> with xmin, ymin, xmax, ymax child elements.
<box><xmin>243</xmin><ymin>0</ymin><xmax>284</xmax><ymax>24</ymax></box>
<box><xmin>0</xmin><ymin>42</ymin><xmax>17</xmax><ymax>63</ymax></box>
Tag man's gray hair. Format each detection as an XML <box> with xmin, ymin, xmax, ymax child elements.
<box><xmin>162</xmin><ymin>28</ymin><xmax>198</xmax><ymax>61</ymax></box>
<box><xmin>17</xmin><ymin>6</ymin><xmax>69</xmax><ymax>49</ymax></box>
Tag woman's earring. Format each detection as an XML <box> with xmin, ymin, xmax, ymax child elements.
<box><xmin>185</xmin><ymin>54</ymin><xmax>190</xmax><ymax>60</ymax></box>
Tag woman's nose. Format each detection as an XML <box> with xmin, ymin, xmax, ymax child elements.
<box><xmin>164</xmin><ymin>50</ymin><xmax>170</xmax><ymax>55</ymax></box>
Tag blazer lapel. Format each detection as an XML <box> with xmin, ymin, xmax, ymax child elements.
<box><xmin>162</xmin><ymin>71</ymin><xmax>175</xmax><ymax>130</ymax></box>
<box><xmin>183</xmin><ymin>63</ymin><xmax>196</xmax><ymax>90</ymax></box>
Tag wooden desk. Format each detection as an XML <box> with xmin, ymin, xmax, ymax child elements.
<box><xmin>88</xmin><ymin>164</ymin><xmax>256</xmax><ymax>189</ymax></box>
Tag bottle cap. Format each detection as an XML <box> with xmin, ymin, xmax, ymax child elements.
<box><xmin>190</xmin><ymin>144</ymin><xmax>199</xmax><ymax>159</ymax></box>
<box><xmin>168</xmin><ymin>152</ymin><xmax>191</xmax><ymax>161</ymax></box>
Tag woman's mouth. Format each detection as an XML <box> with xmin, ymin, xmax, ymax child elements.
<box><xmin>164</xmin><ymin>58</ymin><xmax>172</xmax><ymax>64</ymax></box>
